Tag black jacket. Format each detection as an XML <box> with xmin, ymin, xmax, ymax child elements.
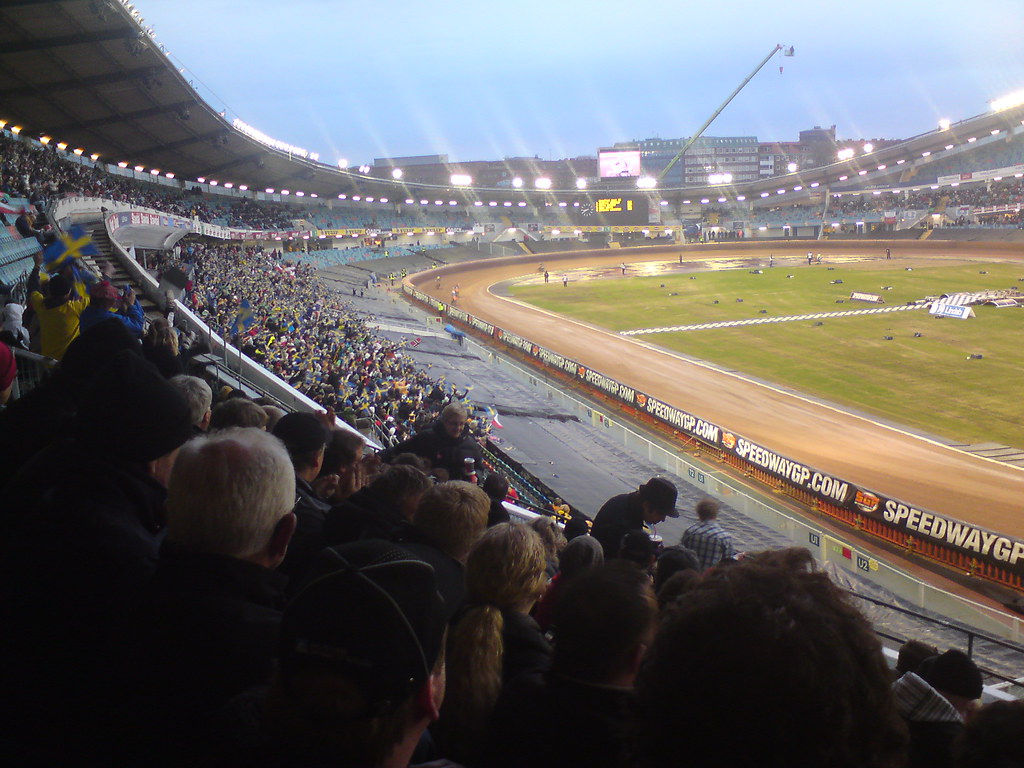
<box><xmin>484</xmin><ymin>672</ymin><xmax>634</xmax><ymax>768</ymax></box>
<box><xmin>591</xmin><ymin>491</ymin><xmax>645</xmax><ymax>559</ymax></box>
<box><xmin>121</xmin><ymin>546</ymin><xmax>288</xmax><ymax>765</ymax></box>
<box><xmin>278</xmin><ymin>476</ymin><xmax>331</xmax><ymax>588</ymax></box>
<box><xmin>384</xmin><ymin>419</ymin><xmax>483</xmax><ymax>480</ymax></box>
<box><xmin>0</xmin><ymin>439</ymin><xmax>170</xmax><ymax>764</ymax></box>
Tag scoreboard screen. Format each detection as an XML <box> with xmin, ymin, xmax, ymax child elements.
<box><xmin>598</xmin><ymin>149</ymin><xmax>642</xmax><ymax>179</ymax></box>
<box><xmin>572</xmin><ymin>196</ymin><xmax>649</xmax><ymax>225</ymax></box>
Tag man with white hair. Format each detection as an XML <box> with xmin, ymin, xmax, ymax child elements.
<box><xmin>125</xmin><ymin>427</ymin><xmax>297</xmax><ymax>763</ymax></box>
<box><xmin>168</xmin><ymin>374</ymin><xmax>213</xmax><ymax>433</ymax></box>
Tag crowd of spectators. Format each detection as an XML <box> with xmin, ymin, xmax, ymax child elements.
<box><xmin>1</xmin><ymin>348</ymin><xmax>1015</xmax><ymax>767</ymax></box>
<box><xmin>1</xmin><ymin>127</ymin><xmax>1023</xmax><ymax>766</ymax></box>
<box><xmin>159</xmin><ymin>238</ymin><xmax>492</xmax><ymax>450</ymax></box>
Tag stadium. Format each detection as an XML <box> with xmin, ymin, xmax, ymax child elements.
<box><xmin>2</xmin><ymin>0</ymin><xmax>1024</xmax><ymax>764</ymax></box>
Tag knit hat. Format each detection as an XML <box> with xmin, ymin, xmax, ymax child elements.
<box><xmin>0</xmin><ymin>340</ymin><xmax>16</xmax><ymax>392</ymax></box>
<box><xmin>280</xmin><ymin>540</ymin><xmax>446</xmax><ymax>718</ymax></box>
<box><xmin>918</xmin><ymin>650</ymin><xmax>983</xmax><ymax>700</ymax></box>
<box><xmin>638</xmin><ymin>477</ymin><xmax>679</xmax><ymax>517</ymax></box>
<box><xmin>89</xmin><ymin>280</ymin><xmax>120</xmax><ymax>302</ymax></box>
<box><xmin>273</xmin><ymin>412</ymin><xmax>329</xmax><ymax>458</ymax></box>
<box><xmin>75</xmin><ymin>351</ymin><xmax>193</xmax><ymax>462</ymax></box>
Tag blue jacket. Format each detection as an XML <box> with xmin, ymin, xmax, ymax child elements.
<box><xmin>79</xmin><ymin>301</ymin><xmax>145</xmax><ymax>339</ymax></box>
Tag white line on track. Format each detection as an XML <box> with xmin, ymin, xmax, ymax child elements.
<box><xmin>621</xmin><ymin>304</ymin><xmax>924</xmax><ymax>335</ymax></box>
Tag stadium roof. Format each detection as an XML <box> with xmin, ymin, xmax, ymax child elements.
<box><xmin>3</xmin><ymin>0</ymin><xmax>1024</xmax><ymax>204</ymax></box>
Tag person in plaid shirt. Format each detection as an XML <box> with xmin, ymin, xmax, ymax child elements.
<box><xmin>681</xmin><ymin>498</ymin><xmax>737</xmax><ymax>571</ymax></box>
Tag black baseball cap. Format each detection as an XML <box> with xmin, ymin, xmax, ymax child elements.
<box><xmin>280</xmin><ymin>540</ymin><xmax>446</xmax><ymax>718</ymax></box>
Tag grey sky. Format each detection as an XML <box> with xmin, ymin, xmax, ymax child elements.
<box><xmin>138</xmin><ymin>0</ymin><xmax>1024</xmax><ymax>164</ymax></box>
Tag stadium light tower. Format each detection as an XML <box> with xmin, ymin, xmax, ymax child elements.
<box><xmin>658</xmin><ymin>43</ymin><xmax>793</xmax><ymax>182</ymax></box>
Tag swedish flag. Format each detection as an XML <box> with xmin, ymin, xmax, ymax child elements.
<box><xmin>43</xmin><ymin>225</ymin><xmax>99</xmax><ymax>273</ymax></box>
<box><xmin>233</xmin><ymin>300</ymin><xmax>255</xmax><ymax>335</ymax></box>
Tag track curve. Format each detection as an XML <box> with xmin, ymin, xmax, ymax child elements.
<box><xmin>415</xmin><ymin>240</ymin><xmax>1024</xmax><ymax>539</ymax></box>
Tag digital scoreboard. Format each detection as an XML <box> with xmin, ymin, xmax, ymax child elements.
<box><xmin>572</xmin><ymin>196</ymin><xmax>649</xmax><ymax>225</ymax></box>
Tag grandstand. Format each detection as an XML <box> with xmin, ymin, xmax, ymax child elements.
<box><xmin>2</xmin><ymin>1</ymin><xmax>1024</xmax><ymax>764</ymax></box>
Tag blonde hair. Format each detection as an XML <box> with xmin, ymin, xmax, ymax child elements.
<box><xmin>529</xmin><ymin>515</ymin><xmax>567</xmax><ymax>562</ymax></box>
<box><xmin>413</xmin><ymin>480</ymin><xmax>488</xmax><ymax>562</ymax></box>
<box><xmin>437</xmin><ymin>524</ymin><xmax>548</xmax><ymax>761</ymax></box>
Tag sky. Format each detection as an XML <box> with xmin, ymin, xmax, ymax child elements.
<box><xmin>138</xmin><ymin>0</ymin><xmax>1024</xmax><ymax>166</ymax></box>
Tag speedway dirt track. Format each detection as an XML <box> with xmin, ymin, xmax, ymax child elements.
<box><xmin>412</xmin><ymin>240</ymin><xmax>1024</xmax><ymax>540</ymax></box>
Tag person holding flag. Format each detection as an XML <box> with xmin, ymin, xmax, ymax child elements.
<box><xmin>26</xmin><ymin>227</ymin><xmax>105</xmax><ymax>360</ymax></box>
<box><xmin>232</xmin><ymin>299</ymin><xmax>255</xmax><ymax>339</ymax></box>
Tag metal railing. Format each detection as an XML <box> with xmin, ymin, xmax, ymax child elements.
<box><xmin>11</xmin><ymin>347</ymin><xmax>57</xmax><ymax>401</ymax></box>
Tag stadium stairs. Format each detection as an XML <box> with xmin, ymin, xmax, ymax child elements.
<box><xmin>85</xmin><ymin>223</ymin><xmax>163</xmax><ymax>323</ymax></box>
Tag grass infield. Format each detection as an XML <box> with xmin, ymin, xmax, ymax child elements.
<box><xmin>509</xmin><ymin>259</ymin><xmax>1024</xmax><ymax>447</ymax></box>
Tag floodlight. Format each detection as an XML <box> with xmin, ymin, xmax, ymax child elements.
<box><xmin>90</xmin><ymin>153</ymin><xmax>100</xmax><ymax>161</ymax></box>
<box><xmin>991</xmin><ymin>88</ymin><xmax>1024</xmax><ymax>112</ymax></box>
<box><xmin>118</xmin><ymin>162</ymin><xmax>128</xmax><ymax>168</ymax></box>
<box><xmin>837</xmin><ymin>148</ymin><xmax>854</xmax><ymax>161</ymax></box>
<box><xmin>197</xmin><ymin>176</ymin><xmax>206</xmax><ymax>182</ymax></box>
<box><xmin>636</xmin><ymin>176</ymin><xmax>657</xmax><ymax>188</ymax></box>
<box><xmin>73</xmin><ymin>148</ymin><xmax>84</xmax><ymax>155</ymax></box>
<box><xmin>392</xmin><ymin>168</ymin><xmax>403</xmax><ymax>180</ymax></box>
<box><xmin>39</xmin><ymin>136</ymin><xmax>51</xmax><ymax>145</ymax></box>
<box><xmin>512</xmin><ymin>177</ymin><xmax>523</xmax><ymax>188</ymax></box>
<box><xmin>575</xmin><ymin>178</ymin><xmax>587</xmax><ymax>189</ymax></box>
<box><xmin>535</xmin><ymin>177</ymin><xmax>552</xmax><ymax>189</ymax></box>
<box><xmin>938</xmin><ymin>118</ymin><xmax>951</xmax><ymax>130</ymax></box>
<box><xmin>450</xmin><ymin>174</ymin><xmax>472</xmax><ymax>185</ymax></box>
<box><xmin>786</xmin><ymin>162</ymin><xmax>798</xmax><ymax>173</ymax></box>
<box><xmin>863</xmin><ymin>143</ymin><xmax>874</xmax><ymax>153</ymax></box>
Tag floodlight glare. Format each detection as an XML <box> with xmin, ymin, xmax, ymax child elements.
<box><xmin>338</xmin><ymin>158</ymin><xmax>348</xmax><ymax>168</ymax></box>
<box><xmin>575</xmin><ymin>178</ymin><xmax>587</xmax><ymax>189</ymax></box>
<box><xmin>392</xmin><ymin>168</ymin><xmax>403</xmax><ymax>180</ymax></box>
<box><xmin>118</xmin><ymin>162</ymin><xmax>128</xmax><ymax>168</ymax></box>
<box><xmin>57</xmin><ymin>142</ymin><xmax>67</xmax><ymax>151</ymax></box>
<box><xmin>90</xmin><ymin>153</ymin><xmax>100</xmax><ymax>161</ymax></box>
<box><xmin>786</xmin><ymin>162</ymin><xmax>798</xmax><ymax>173</ymax></box>
<box><xmin>511</xmin><ymin>177</ymin><xmax>523</xmax><ymax>188</ymax></box>
<box><xmin>938</xmin><ymin>118</ymin><xmax>951</xmax><ymax>130</ymax></box>
<box><xmin>636</xmin><ymin>176</ymin><xmax>657</xmax><ymax>188</ymax></box>
<box><xmin>535</xmin><ymin>177</ymin><xmax>552</xmax><ymax>189</ymax></box>
<box><xmin>39</xmin><ymin>136</ymin><xmax>51</xmax><ymax>145</ymax></box>
<box><xmin>73</xmin><ymin>148</ymin><xmax>84</xmax><ymax>155</ymax></box>
<box><xmin>707</xmin><ymin>173</ymin><xmax>731</xmax><ymax>185</ymax></box>
<box><xmin>991</xmin><ymin>88</ymin><xmax>1024</xmax><ymax>112</ymax></box>
<box><xmin>450</xmin><ymin>174</ymin><xmax>472</xmax><ymax>185</ymax></box>
<box><xmin>837</xmin><ymin>148</ymin><xmax>855</xmax><ymax>161</ymax></box>
<box><xmin>863</xmin><ymin>143</ymin><xmax>874</xmax><ymax>153</ymax></box>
